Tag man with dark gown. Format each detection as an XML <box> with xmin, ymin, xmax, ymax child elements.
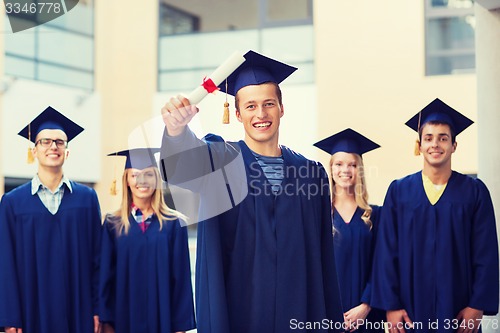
<box><xmin>160</xmin><ymin>50</ymin><xmax>344</xmax><ymax>333</ymax></box>
<box><xmin>371</xmin><ymin>98</ymin><xmax>499</xmax><ymax>333</ymax></box>
<box><xmin>0</xmin><ymin>106</ymin><xmax>102</xmax><ymax>333</ymax></box>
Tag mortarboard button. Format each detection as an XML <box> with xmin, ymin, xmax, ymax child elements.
<box><xmin>313</xmin><ymin>128</ymin><xmax>380</xmax><ymax>156</ymax></box>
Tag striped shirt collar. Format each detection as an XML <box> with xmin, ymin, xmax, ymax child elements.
<box><xmin>131</xmin><ymin>203</ymin><xmax>154</xmax><ymax>221</ymax></box>
<box><xmin>131</xmin><ymin>203</ymin><xmax>155</xmax><ymax>233</ymax></box>
<box><xmin>31</xmin><ymin>174</ymin><xmax>73</xmax><ymax>195</ymax></box>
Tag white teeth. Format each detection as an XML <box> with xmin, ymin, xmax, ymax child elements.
<box><xmin>254</xmin><ymin>122</ymin><xmax>271</xmax><ymax>128</ymax></box>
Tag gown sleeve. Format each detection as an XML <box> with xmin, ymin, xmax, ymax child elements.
<box><xmin>98</xmin><ymin>218</ymin><xmax>117</xmax><ymax>324</ymax></box>
<box><xmin>468</xmin><ymin>179</ymin><xmax>499</xmax><ymax>315</ymax></box>
<box><xmin>318</xmin><ymin>164</ymin><xmax>345</xmax><ymax>329</ymax></box>
<box><xmin>159</xmin><ymin>126</ymin><xmax>211</xmax><ymax>192</ymax></box>
<box><xmin>361</xmin><ymin>205</ymin><xmax>381</xmax><ymax>304</ymax></box>
<box><xmin>0</xmin><ymin>195</ymin><xmax>22</xmax><ymax>329</ymax></box>
<box><xmin>169</xmin><ymin>220</ymin><xmax>196</xmax><ymax>331</ymax></box>
<box><xmin>90</xmin><ymin>190</ymin><xmax>102</xmax><ymax>316</ymax></box>
<box><xmin>371</xmin><ymin>181</ymin><xmax>404</xmax><ymax>311</ymax></box>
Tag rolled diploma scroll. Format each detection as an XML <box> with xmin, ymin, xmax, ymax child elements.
<box><xmin>187</xmin><ymin>51</ymin><xmax>246</xmax><ymax>105</ymax></box>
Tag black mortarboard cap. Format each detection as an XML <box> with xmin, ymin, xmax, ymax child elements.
<box><xmin>108</xmin><ymin>148</ymin><xmax>161</xmax><ymax>170</ymax></box>
<box><xmin>18</xmin><ymin>106</ymin><xmax>84</xmax><ymax>143</ymax></box>
<box><xmin>314</xmin><ymin>128</ymin><xmax>380</xmax><ymax>156</ymax></box>
<box><xmin>405</xmin><ymin>98</ymin><xmax>474</xmax><ymax>135</ymax></box>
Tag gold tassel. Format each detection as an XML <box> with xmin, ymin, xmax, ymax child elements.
<box><xmin>414</xmin><ymin>139</ymin><xmax>421</xmax><ymax>156</ymax></box>
<box><xmin>222</xmin><ymin>79</ymin><xmax>230</xmax><ymax>124</ymax></box>
<box><xmin>109</xmin><ymin>179</ymin><xmax>117</xmax><ymax>196</ymax></box>
<box><xmin>414</xmin><ymin>111</ymin><xmax>422</xmax><ymax>156</ymax></box>
<box><xmin>109</xmin><ymin>152</ymin><xmax>118</xmax><ymax>195</ymax></box>
<box><xmin>223</xmin><ymin>102</ymin><xmax>230</xmax><ymax>124</ymax></box>
<box><xmin>27</xmin><ymin>147</ymin><xmax>35</xmax><ymax>164</ymax></box>
<box><xmin>27</xmin><ymin>123</ymin><xmax>34</xmax><ymax>164</ymax></box>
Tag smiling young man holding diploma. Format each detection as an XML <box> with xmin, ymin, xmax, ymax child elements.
<box><xmin>160</xmin><ymin>50</ymin><xmax>344</xmax><ymax>333</ymax></box>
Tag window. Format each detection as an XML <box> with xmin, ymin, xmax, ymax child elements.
<box><xmin>158</xmin><ymin>0</ymin><xmax>314</xmax><ymax>91</ymax></box>
<box><xmin>4</xmin><ymin>1</ymin><xmax>95</xmax><ymax>90</ymax></box>
<box><xmin>261</xmin><ymin>0</ymin><xmax>312</xmax><ymax>27</ymax></box>
<box><xmin>425</xmin><ymin>0</ymin><xmax>476</xmax><ymax>75</ymax></box>
<box><xmin>158</xmin><ymin>0</ymin><xmax>312</xmax><ymax>34</ymax></box>
<box><xmin>159</xmin><ymin>3</ymin><xmax>200</xmax><ymax>36</ymax></box>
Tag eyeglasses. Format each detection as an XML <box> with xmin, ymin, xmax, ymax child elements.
<box><xmin>35</xmin><ymin>138</ymin><xmax>68</xmax><ymax>149</ymax></box>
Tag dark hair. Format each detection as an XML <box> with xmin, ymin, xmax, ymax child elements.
<box><xmin>419</xmin><ymin>121</ymin><xmax>456</xmax><ymax>144</ymax></box>
<box><xmin>234</xmin><ymin>82</ymin><xmax>282</xmax><ymax>110</ymax></box>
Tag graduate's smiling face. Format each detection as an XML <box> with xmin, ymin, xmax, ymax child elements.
<box><xmin>330</xmin><ymin>152</ymin><xmax>359</xmax><ymax>190</ymax></box>
<box><xmin>419</xmin><ymin>123</ymin><xmax>457</xmax><ymax>169</ymax></box>
<box><xmin>127</xmin><ymin>167</ymin><xmax>157</xmax><ymax>202</ymax></box>
<box><xmin>235</xmin><ymin>83</ymin><xmax>284</xmax><ymax>151</ymax></box>
<box><xmin>33</xmin><ymin>129</ymin><xmax>69</xmax><ymax>169</ymax></box>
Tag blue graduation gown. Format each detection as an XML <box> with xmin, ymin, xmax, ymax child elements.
<box><xmin>161</xmin><ymin>130</ymin><xmax>344</xmax><ymax>333</ymax></box>
<box><xmin>371</xmin><ymin>171</ymin><xmax>499</xmax><ymax>331</ymax></box>
<box><xmin>0</xmin><ymin>181</ymin><xmax>102</xmax><ymax>333</ymax></box>
<box><xmin>98</xmin><ymin>214</ymin><xmax>196</xmax><ymax>333</ymax></box>
<box><xmin>333</xmin><ymin>206</ymin><xmax>384</xmax><ymax>332</ymax></box>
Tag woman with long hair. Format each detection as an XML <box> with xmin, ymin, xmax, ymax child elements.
<box><xmin>99</xmin><ymin>148</ymin><xmax>195</xmax><ymax>333</ymax></box>
<box><xmin>314</xmin><ymin>128</ymin><xmax>384</xmax><ymax>333</ymax></box>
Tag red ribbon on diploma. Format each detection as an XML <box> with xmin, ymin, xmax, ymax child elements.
<box><xmin>202</xmin><ymin>77</ymin><xmax>219</xmax><ymax>93</ymax></box>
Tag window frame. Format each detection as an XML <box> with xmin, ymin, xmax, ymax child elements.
<box><xmin>424</xmin><ymin>0</ymin><xmax>476</xmax><ymax>76</ymax></box>
<box><xmin>3</xmin><ymin>1</ymin><xmax>95</xmax><ymax>91</ymax></box>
